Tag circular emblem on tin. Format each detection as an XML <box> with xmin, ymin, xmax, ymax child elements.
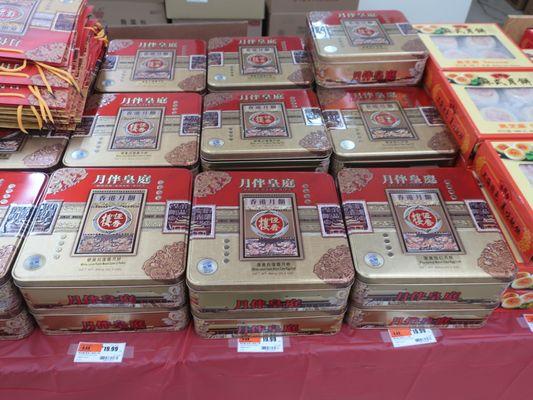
<box><xmin>323</xmin><ymin>45</ymin><xmax>338</xmax><ymax>53</ymax></box>
<box><xmin>144</xmin><ymin>58</ymin><xmax>165</xmax><ymax>70</ymax></box>
<box><xmin>93</xmin><ymin>207</ymin><xmax>132</xmax><ymax>234</ymax></box>
<box><xmin>340</xmin><ymin>140</ymin><xmax>356</xmax><ymax>150</ymax></box>
<box><xmin>126</xmin><ymin>120</ymin><xmax>153</xmax><ymax>136</ymax></box>
<box><xmin>71</xmin><ymin>149</ymin><xmax>88</xmax><ymax>159</ymax></box>
<box><xmin>213</xmin><ymin>74</ymin><xmax>227</xmax><ymax>81</ymax></box>
<box><xmin>353</xmin><ymin>26</ymin><xmax>378</xmax><ymax>38</ymax></box>
<box><xmin>0</xmin><ymin>5</ymin><xmax>23</xmax><ymax>22</ymax></box>
<box><xmin>364</xmin><ymin>252</ymin><xmax>384</xmax><ymax>268</ymax></box>
<box><xmin>197</xmin><ymin>258</ymin><xmax>218</xmax><ymax>275</ymax></box>
<box><xmin>103</xmin><ymin>79</ymin><xmax>115</xmax><ymax>87</ymax></box>
<box><xmin>370</xmin><ymin>111</ymin><xmax>400</xmax><ymax>127</ymax></box>
<box><xmin>208</xmin><ymin>138</ymin><xmax>225</xmax><ymax>147</ymax></box>
<box><xmin>250</xmin><ymin>210</ymin><xmax>289</xmax><ymax>238</ymax></box>
<box><xmin>246</xmin><ymin>53</ymin><xmax>272</xmax><ymax>66</ymax></box>
<box><xmin>249</xmin><ymin>112</ymin><xmax>279</xmax><ymax>127</ymax></box>
<box><xmin>403</xmin><ymin>206</ymin><xmax>442</xmax><ymax>233</ymax></box>
<box><xmin>23</xmin><ymin>254</ymin><xmax>45</xmax><ymax>271</ymax></box>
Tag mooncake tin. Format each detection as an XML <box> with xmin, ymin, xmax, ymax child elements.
<box><xmin>338</xmin><ymin>167</ymin><xmax>517</xmax><ymax>307</ymax></box>
<box><xmin>33</xmin><ymin>304</ymin><xmax>190</xmax><ymax>334</ymax></box>
<box><xmin>0</xmin><ymin>130</ymin><xmax>67</xmax><ymax>170</ymax></box>
<box><xmin>345</xmin><ymin>305</ymin><xmax>492</xmax><ymax>329</ymax></box>
<box><xmin>207</xmin><ymin>36</ymin><xmax>313</xmax><ymax>91</ymax></box>
<box><xmin>424</xmin><ymin>69</ymin><xmax>533</xmax><ymax>158</ymax></box>
<box><xmin>307</xmin><ymin>10</ymin><xmax>428</xmax><ymax>87</ymax></box>
<box><xmin>96</xmin><ymin>39</ymin><xmax>207</xmax><ymax>93</ymax></box>
<box><xmin>187</xmin><ymin>171</ymin><xmax>355</xmax><ymax>311</ymax></box>
<box><xmin>0</xmin><ymin>279</ymin><xmax>23</xmax><ymax>318</ymax></box>
<box><xmin>63</xmin><ymin>93</ymin><xmax>202</xmax><ymax>168</ymax></box>
<box><xmin>0</xmin><ymin>171</ymin><xmax>47</xmax><ymax>286</ymax></box>
<box><xmin>201</xmin><ymin>90</ymin><xmax>331</xmax><ymax>165</ymax></box>
<box><xmin>13</xmin><ymin>168</ymin><xmax>193</xmax><ymax>306</ymax></box>
<box><xmin>474</xmin><ymin>141</ymin><xmax>532</xmax><ymax>266</ymax></box>
<box><xmin>193</xmin><ymin>310</ymin><xmax>343</xmax><ymax>338</ymax></box>
<box><xmin>317</xmin><ymin>87</ymin><xmax>457</xmax><ymax>169</ymax></box>
<box><xmin>415</xmin><ymin>24</ymin><xmax>532</xmax><ymax>71</ymax></box>
<box><xmin>0</xmin><ymin>307</ymin><xmax>34</xmax><ymax>340</ymax></box>
<box><xmin>201</xmin><ymin>157</ymin><xmax>331</xmax><ymax>173</ymax></box>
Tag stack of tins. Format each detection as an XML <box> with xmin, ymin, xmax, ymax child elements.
<box><xmin>186</xmin><ymin>171</ymin><xmax>355</xmax><ymax>338</ymax></box>
<box><xmin>12</xmin><ymin>168</ymin><xmax>193</xmax><ymax>334</ymax></box>
<box><xmin>473</xmin><ymin>141</ymin><xmax>532</xmax><ymax>310</ymax></box>
<box><xmin>0</xmin><ymin>172</ymin><xmax>47</xmax><ymax>339</ymax></box>
<box><xmin>305</xmin><ymin>10</ymin><xmax>428</xmax><ymax>88</ymax></box>
<box><xmin>337</xmin><ymin>167</ymin><xmax>517</xmax><ymax>329</ymax></box>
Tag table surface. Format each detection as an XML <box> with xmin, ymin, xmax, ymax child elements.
<box><xmin>1</xmin><ymin>309</ymin><xmax>531</xmax><ymax>400</ymax></box>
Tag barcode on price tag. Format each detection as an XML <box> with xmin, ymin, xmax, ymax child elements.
<box><xmin>388</xmin><ymin>328</ymin><xmax>436</xmax><ymax>348</ymax></box>
<box><xmin>524</xmin><ymin>315</ymin><xmax>533</xmax><ymax>332</ymax></box>
<box><xmin>74</xmin><ymin>342</ymin><xmax>126</xmax><ymax>363</ymax></box>
<box><xmin>237</xmin><ymin>336</ymin><xmax>283</xmax><ymax>353</ymax></box>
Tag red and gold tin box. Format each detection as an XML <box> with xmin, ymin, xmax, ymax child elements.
<box><xmin>317</xmin><ymin>87</ymin><xmax>457</xmax><ymax>172</ymax></box>
<box><xmin>95</xmin><ymin>39</ymin><xmax>207</xmax><ymax>93</ymax></box>
<box><xmin>63</xmin><ymin>93</ymin><xmax>202</xmax><ymax>168</ymax></box>
<box><xmin>0</xmin><ymin>306</ymin><xmax>34</xmax><ymax>340</ymax></box>
<box><xmin>306</xmin><ymin>10</ymin><xmax>428</xmax><ymax>88</ymax></box>
<box><xmin>424</xmin><ymin>69</ymin><xmax>533</xmax><ymax>159</ymax></box>
<box><xmin>201</xmin><ymin>90</ymin><xmax>331</xmax><ymax>171</ymax></box>
<box><xmin>12</xmin><ymin>167</ymin><xmax>193</xmax><ymax>311</ymax></box>
<box><xmin>187</xmin><ymin>171</ymin><xmax>355</xmax><ymax>315</ymax></box>
<box><xmin>338</xmin><ymin>167</ymin><xmax>516</xmax><ymax>310</ymax></box>
<box><xmin>207</xmin><ymin>36</ymin><xmax>313</xmax><ymax>91</ymax></box>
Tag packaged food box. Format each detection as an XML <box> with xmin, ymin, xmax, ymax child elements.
<box><xmin>416</xmin><ymin>24</ymin><xmax>532</xmax><ymax>71</ymax></box>
<box><xmin>306</xmin><ymin>10</ymin><xmax>428</xmax><ymax>88</ymax></box>
<box><xmin>424</xmin><ymin>69</ymin><xmax>533</xmax><ymax>159</ymax></box>
<box><xmin>317</xmin><ymin>87</ymin><xmax>457</xmax><ymax>172</ymax></box>
<box><xmin>96</xmin><ymin>39</ymin><xmax>206</xmax><ymax>92</ymax></box>
<box><xmin>63</xmin><ymin>93</ymin><xmax>202</xmax><ymax>168</ymax></box>
<box><xmin>201</xmin><ymin>90</ymin><xmax>331</xmax><ymax>171</ymax></box>
<box><xmin>187</xmin><ymin>171</ymin><xmax>355</xmax><ymax>314</ymax></box>
<box><xmin>0</xmin><ymin>307</ymin><xmax>34</xmax><ymax>340</ymax></box>
<box><xmin>207</xmin><ymin>36</ymin><xmax>313</xmax><ymax>91</ymax></box>
<box><xmin>338</xmin><ymin>167</ymin><xmax>517</xmax><ymax>309</ymax></box>
<box><xmin>473</xmin><ymin>140</ymin><xmax>532</xmax><ymax>265</ymax></box>
<box><xmin>12</xmin><ymin>168</ymin><xmax>193</xmax><ymax>310</ymax></box>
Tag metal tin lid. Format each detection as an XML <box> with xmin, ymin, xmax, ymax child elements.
<box><xmin>201</xmin><ymin>90</ymin><xmax>331</xmax><ymax>162</ymax></box>
<box><xmin>338</xmin><ymin>167</ymin><xmax>517</xmax><ymax>285</ymax></box>
<box><xmin>0</xmin><ymin>130</ymin><xmax>67</xmax><ymax>170</ymax></box>
<box><xmin>415</xmin><ymin>24</ymin><xmax>532</xmax><ymax>70</ymax></box>
<box><xmin>307</xmin><ymin>10</ymin><xmax>428</xmax><ymax>63</ymax></box>
<box><xmin>207</xmin><ymin>36</ymin><xmax>314</xmax><ymax>90</ymax></box>
<box><xmin>0</xmin><ymin>171</ymin><xmax>47</xmax><ymax>286</ymax></box>
<box><xmin>63</xmin><ymin>93</ymin><xmax>202</xmax><ymax>168</ymax></box>
<box><xmin>317</xmin><ymin>87</ymin><xmax>457</xmax><ymax>162</ymax></box>
<box><xmin>95</xmin><ymin>39</ymin><xmax>207</xmax><ymax>92</ymax></box>
<box><xmin>13</xmin><ymin>168</ymin><xmax>193</xmax><ymax>287</ymax></box>
<box><xmin>187</xmin><ymin>171</ymin><xmax>355</xmax><ymax>292</ymax></box>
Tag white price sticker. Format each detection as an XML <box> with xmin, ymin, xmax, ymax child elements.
<box><xmin>237</xmin><ymin>336</ymin><xmax>284</xmax><ymax>353</ymax></box>
<box><xmin>74</xmin><ymin>342</ymin><xmax>126</xmax><ymax>363</ymax></box>
<box><xmin>524</xmin><ymin>315</ymin><xmax>533</xmax><ymax>332</ymax></box>
<box><xmin>388</xmin><ymin>328</ymin><xmax>437</xmax><ymax>348</ymax></box>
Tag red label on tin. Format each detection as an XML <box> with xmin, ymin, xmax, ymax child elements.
<box><xmin>126</xmin><ymin>120</ymin><xmax>151</xmax><ymax>136</ymax></box>
<box><xmin>252</xmin><ymin>211</ymin><xmax>287</xmax><ymax>237</ymax></box>
<box><xmin>355</xmin><ymin>26</ymin><xmax>377</xmax><ymax>37</ymax></box>
<box><xmin>0</xmin><ymin>5</ymin><xmax>21</xmax><ymax>21</ymax></box>
<box><xmin>145</xmin><ymin>59</ymin><xmax>165</xmax><ymax>70</ymax></box>
<box><xmin>405</xmin><ymin>207</ymin><xmax>440</xmax><ymax>232</ymax></box>
<box><xmin>248</xmin><ymin>54</ymin><xmax>270</xmax><ymax>66</ymax></box>
<box><xmin>372</xmin><ymin>111</ymin><xmax>399</xmax><ymax>127</ymax></box>
<box><xmin>250</xmin><ymin>112</ymin><xmax>277</xmax><ymax>126</ymax></box>
<box><xmin>95</xmin><ymin>208</ymin><xmax>131</xmax><ymax>233</ymax></box>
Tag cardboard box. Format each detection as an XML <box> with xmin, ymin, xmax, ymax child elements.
<box><xmin>165</xmin><ymin>0</ymin><xmax>265</xmax><ymax>20</ymax></box>
<box><xmin>506</xmin><ymin>0</ymin><xmax>528</xmax><ymax>10</ymax></box>
<box><xmin>89</xmin><ymin>0</ymin><xmax>168</xmax><ymax>26</ymax></box>
<box><xmin>525</xmin><ymin>0</ymin><xmax>533</xmax><ymax>14</ymax></box>
<box><xmin>171</xmin><ymin>19</ymin><xmax>262</xmax><ymax>36</ymax></box>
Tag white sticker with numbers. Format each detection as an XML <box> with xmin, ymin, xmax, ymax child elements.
<box><xmin>237</xmin><ymin>336</ymin><xmax>284</xmax><ymax>353</ymax></box>
<box><xmin>524</xmin><ymin>315</ymin><xmax>533</xmax><ymax>332</ymax></box>
<box><xmin>74</xmin><ymin>342</ymin><xmax>126</xmax><ymax>363</ymax></box>
<box><xmin>388</xmin><ymin>328</ymin><xmax>437</xmax><ymax>348</ymax></box>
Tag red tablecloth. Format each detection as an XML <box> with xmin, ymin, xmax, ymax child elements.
<box><xmin>1</xmin><ymin>309</ymin><xmax>531</xmax><ymax>400</ymax></box>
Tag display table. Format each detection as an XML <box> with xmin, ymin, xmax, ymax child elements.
<box><xmin>1</xmin><ymin>309</ymin><xmax>531</xmax><ymax>400</ymax></box>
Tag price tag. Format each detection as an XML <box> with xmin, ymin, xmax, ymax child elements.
<box><xmin>237</xmin><ymin>336</ymin><xmax>284</xmax><ymax>353</ymax></box>
<box><xmin>524</xmin><ymin>315</ymin><xmax>533</xmax><ymax>332</ymax></box>
<box><xmin>74</xmin><ymin>342</ymin><xmax>126</xmax><ymax>363</ymax></box>
<box><xmin>388</xmin><ymin>328</ymin><xmax>436</xmax><ymax>348</ymax></box>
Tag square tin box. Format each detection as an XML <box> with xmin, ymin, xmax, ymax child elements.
<box><xmin>201</xmin><ymin>90</ymin><xmax>331</xmax><ymax>170</ymax></box>
<box><xmin>187</xmin><ymin>171</ymin><xmax>355</xmax><ymax>314</ymax></box>
<box><xmin>424</xmin><ymin>69</ymin><xmax>533</xmax><ymax>159</ymax></box>
<box><xmin>12</xmin><ymin>167</ymin><xmax>193</xmax><ymax>310</ymax></box>
<box><xmin>207</xmin><ymin>36</ymin><xmax>313</xmax><ymax>91</ymax></box>
<box><xmin>317</xmin><ymin>87</ymin><xmax>457</xmax><ymax>172</ymax></box>
<box><xmin>96</xmin><ymin>39</ymin><xmax>207</xmax><ymax>93</ymax></box>
<box><xmin>306</xmin><ymin>10</ymin><xmax>428</xmax><ymax>88</ymax></box>
<box><xmin>63</xmin><ymin>93</ymin><xmax>202</xmax><ymax>168</ymax></box>
<box><xmin>338</xmin><ymin>167</ymin><xmax>517</xmax><ymax>309</ymax></box>
<box><xmin>473</xmin><ymin>140</ymin><xmax>532</xmax><ymax>266</ymax></box>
